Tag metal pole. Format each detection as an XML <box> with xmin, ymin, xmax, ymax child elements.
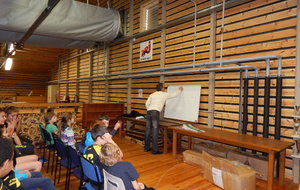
<box><xmin>242</xmin><ymin>70</ymin><xmax>249</xmax><ymax>134</ymax></box>
<box><xmin>52</xmin><ymin>65</ymin><xmax>259</xmax><ymax>84</ymax></box>
<box><xmin>238</xmin><ymin>70</ymin><xmax>243</xmax><ymax>133</ymax></box>
<box><xmin>105</xmin><ymin>65</ymin><xmax>259</xmax><ymax>80</ymax></box>
<box><xmin>48</xmin><ymin>55</ymin><xmax>278</xmax><ymax>84</ymax></box>
<box><xmin>253</xmin><ymin>76</ymin><xmax>259</xmax><ymax>136</ymax></box>
<box><xmin>0</xmin><ymin>0</ymin><xmax>61</xmax><ymax>69</ymax></box>
<box><xmin>263</xmin><ymin>59</ymin><xmax>271</xmax><ymax>138</ymax></box>
<box><xmin>275</xmin><ymin>75</ymin><xmax>282</xmax><ymax>140</ymax></box>
<box><xmin>208</xmin><ymin>0</ymin><xmax>217</xmax><ymax>128</ymax></box>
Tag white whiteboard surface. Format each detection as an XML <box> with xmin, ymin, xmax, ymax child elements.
<box><xmin>164</xmin><ymin>85</ymin><xmax>201</xmax><ymax>122</ymax></box>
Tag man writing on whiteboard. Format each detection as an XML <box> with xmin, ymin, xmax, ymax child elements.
<box><xmin>145</xmin><ymin>83</ymin><xmax>183</xmax><ymax>154</ymax></box>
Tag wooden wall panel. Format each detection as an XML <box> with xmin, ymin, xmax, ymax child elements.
<box><xmin>110</xmin><ymin>42</ymin><xmax>130</xmax><ymax>74</ymax></box>
<box><xmin>52</xmin><ymin>0</ymin><xmax>297</xmax><ymax>172</ymax></box>
<box><xmin>68</xmin><ymin>83</ymin><xmax>77</xmax><ymax>98</ymax></box>
<box><xmin>0</xmin><ymin>72</ymin><xmax>48</xmax><ymax>102</ymax></box>
<box><xmin>109</xmin><ymin>41</ymin><xmax>130</xmax><ymax>105</ymax></box>
<box><xmin>59</xmin><ymin>83</ymin><xmax>67</xmax><ymax>98</ymax></box>
<box><xmin>92</xmin><ymin>50</ymin><xmax>106</xmax><ymax>76</ymax></box>
<box><xmin>108</xmin><ymin>79</ymin><xmax>129</xmax><ymax>104</ymax></box>
<box><xmin>79</xmin><ymin>54</ymin><xmax>90</xmax><ymax>78</ymax></box>
<box><xmin>208</xmin><ymin>0</ymin><xmax>296</xmax><ymax>137</ymax></box>
<box><xmin>131</xmin><ymin>77</ymin><xmax>161</xmax><ymax>114</ymax></box>
<box><xmin>91</xmin><ymin>81</ymin><xmax>106</xmax><ymax>103</ymax></box>
<box><xmin>59</xmin><ymin>61</ymin><xmax>68</xmax><ymax>80</ymax></box>
<box><xmin>79</xmin><ymin>82</ymin><xmax>89</xmax><ymax>103</ymax></box>
<box><xmin>69</xmin><ymin>59</ymin><xmax>78</xmax><ymax>79</ymax></box>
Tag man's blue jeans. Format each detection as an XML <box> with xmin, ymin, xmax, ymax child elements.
<box><xmin>144</xmin><ymin>110</ymin><xmax>160</xmax><ymax>153</ymax></box>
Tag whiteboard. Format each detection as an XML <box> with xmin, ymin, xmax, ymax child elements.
<box><xmin>164</xmin><ymin>85</ymin><xmax>201</xmax><ymax>122</ymax></box>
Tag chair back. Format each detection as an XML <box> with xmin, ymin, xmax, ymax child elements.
<box><xmin>103</xmin><ymin>169</ymin><xmax>126</xmax><ymax>190</ymax></box>
<box><xmin>80</xmin><ymin>156</ymin><xmax>102</xmax><ymax>184</ymax></box>
<box><xmin>53</xmin><ymin>137</ymin><xmax>68</xmax><ymax>159</ymax></box>
<box><xmin>67</xmin><ymin>146</ymin><xmax>81</xmax><ymax>168</ymax></box>
<box><xmin>38</xmin><ymin>123</ymin><xmax>46</xmax><ymax>142</ymax></box>
<box><xmin>40</xmin><ymin>126</ymin><xmax>52</xmax><ymax>143</ymax></box>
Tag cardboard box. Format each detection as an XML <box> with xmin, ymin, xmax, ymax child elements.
<box><xmin>207</xmin><ymin>145</ymin><xmax>230</xmax><ymax>158</ymax></box>
<box><xmin>183</xmin><ymin>150</ymin><xmax>204</xmax><ymax>168</ymax></box>
<box><xmin>248</xmin><ymin>155</ymin><xmax>277</xmax><ymax>181</ymax></box>
<box><xmin>193</xmin><ymin>142</ymin><xmax>209</xmax><ymax>152</ymax></box>
<box><xmin>202</xmin><ymin>152</ymin><xmax>256</xmax><ymax>190</ymax></box>
<box><xmin>248</xmin><ymin>155</ymin><xmax>268</xmax><ymax>181</ymax></box>
<box><xmin>227</xmin><ymin>150</ymin><xmax>249</xmax><ymax>165</ymax></box>
<box><xmin>193</xmin><ymin>142</ymin><xmax>230</xmax><ymax>158</ymax></box>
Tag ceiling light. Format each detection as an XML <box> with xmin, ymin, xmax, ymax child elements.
<box><xmin>5</xmin><ymin>58</ymin><xmax>13</xmax><ymax>70</ymax></box>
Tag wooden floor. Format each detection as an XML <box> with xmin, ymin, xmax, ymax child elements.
<box><xmin>42</xmin><ymin>136</ymin><xmax>299</xmax><ymax>190</ymax></box>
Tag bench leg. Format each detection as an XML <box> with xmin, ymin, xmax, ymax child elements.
<box><xmin>267</xmin><ymin>152</ymin><xmax>275</xmax><ymax>190</ymax></box>
<box><xmin>163</xmin><ymin>128</ymin><xmax>168</xmax><ymax>154</ymax></box>
<box><xmin>188</xmin><ymin>136</ymin><xmax>192</xmax><ymax>149</ymax></box>
<box><xmin>172</xmin><ymin>131</ymin><xmax>177</xmax><ymax>159</ymax></box>
<box><xmin>279</xmin><ymin>150</ymin><xmax>286</xmax><ymax>184</ymax></box>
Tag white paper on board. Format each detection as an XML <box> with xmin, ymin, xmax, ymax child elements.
<box><xmin>164</xmin><ymin>85</ymin><xmax>201</xmax><ymax>122</ymax></box>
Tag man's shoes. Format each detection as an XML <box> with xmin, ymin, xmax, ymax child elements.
<box><xmin>144</xmin><ymin>148</ymin><xmax>151</xmax><ymax>152</ymax></box>
<box><xmin>152</xmin><ymin>151</ymin><xmax>162</xmax><ymax>155</ymax></box>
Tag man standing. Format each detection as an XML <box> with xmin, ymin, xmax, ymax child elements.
<box><xmin>144</xmin><ymin>83</ymin><xmax>183</xmax><ymax>154</ymax></box>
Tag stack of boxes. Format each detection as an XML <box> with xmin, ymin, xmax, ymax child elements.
<box><xmin>183</xmin><ymin>140</ymin><xmax>275</xmax><ymax>189</ymax></box>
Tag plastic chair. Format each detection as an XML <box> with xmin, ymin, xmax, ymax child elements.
<box><xmin>53</xmin><ymin>134</ymin><xmax>81</xmax><ymax>190</ymax></box>
<box><xmin>80</xmin><ymin>156</ymin><xmax>103</xmax><ymax>190</ymax></box>
<box><xmin>103</xmin><ymin>169</ymin><xmax>126</xmax><ymax>190</ymax></box>
<box><xmin>38</xmin><ymin>123</ymin><xmax>46</xmax><ymax>142</ymax></box>
<box><xmin>53</xmin><ymin>134</ymin><xmax>68</xmax><ymax>186</ymax></box>
<box><xmin>39</xmin><ymin>125</ymin><xmax>56</xmax><ymax>173</ymax></box>
<box><xmin>66</xmin><ymin>146</ymin><xmax>82</xmax><ymax>189</ymax></box>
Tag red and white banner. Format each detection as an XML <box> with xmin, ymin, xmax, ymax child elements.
<box><xmin>140</xmin><ymin>40</ymin><xmax>153</xmax><ymax>62</ymax></box>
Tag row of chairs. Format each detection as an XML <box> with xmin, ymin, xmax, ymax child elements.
<box><xmin>38</xmin><ymin>123</ymin><xmax>125</xmax><ymax>190</ymax></box>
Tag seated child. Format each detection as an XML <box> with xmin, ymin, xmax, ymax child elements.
<box><xmin>94</xmin><ymin>114</ymin><xmax>122</xmax><ymax>136</ymax></box>
<box><xmin>4</xmin><ymin>106</ymin><xmax>31</xmax><ymax>144</ymax></box>
<box><xmin>2</xmin><ymin>107</ymin><xmax>34</xmax><ymax>156</ymax></box>
<box><xmin>80</xmin><ymin>114</ymin><xmax>122</xmax><ymax>152</ymax></box>
<box><xmin>45</xmin><ymin>112</ymin><xmax>58</xmax><ymax>145</ymax></box>
<box><xmin>100</xmin><ymin>143</ymin><xmax>154</xmax><ymax>190</ymax></box>
<box><xmin>0</xmin><ymin>110</ymin><xmax>41</xmax><ymax>172</ymax></box>
<box><xmin>15</xmin><ymin>170</ymin><xmax>55</xmax><ymax>190</ymax></box>
<box><xmin>83</xmin><ymin>124</ymin><xmax>123</xmax><ymax>180</ymax></box>
<box><xmin>46</xmin><ymin>108</ymin><xmax>58</xmax><ymax>127</ymax></box>
<box><xmin>0</xmin><ymin>138</ymin><xmax>21</xmax><ymax>190</ymax></box>
<box><xmin>60</xmin><ymin>113</ymin><xmax>76</xmax><ymax>149</ymax></box>
<box><xmin>0</xmin><ymin>138</ymin><xmax>55</xmax><ymax>190</ymax></box>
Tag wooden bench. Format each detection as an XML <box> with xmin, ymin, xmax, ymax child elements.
<box><xmin>170</xmin><ymin>125</ymin><xmax>294</xmax><ymax>190</ymax></box>
<box><xmin>121</xmin><ymin>116</ymin><xmax>184</xmax><ymax>153</ymax></box>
